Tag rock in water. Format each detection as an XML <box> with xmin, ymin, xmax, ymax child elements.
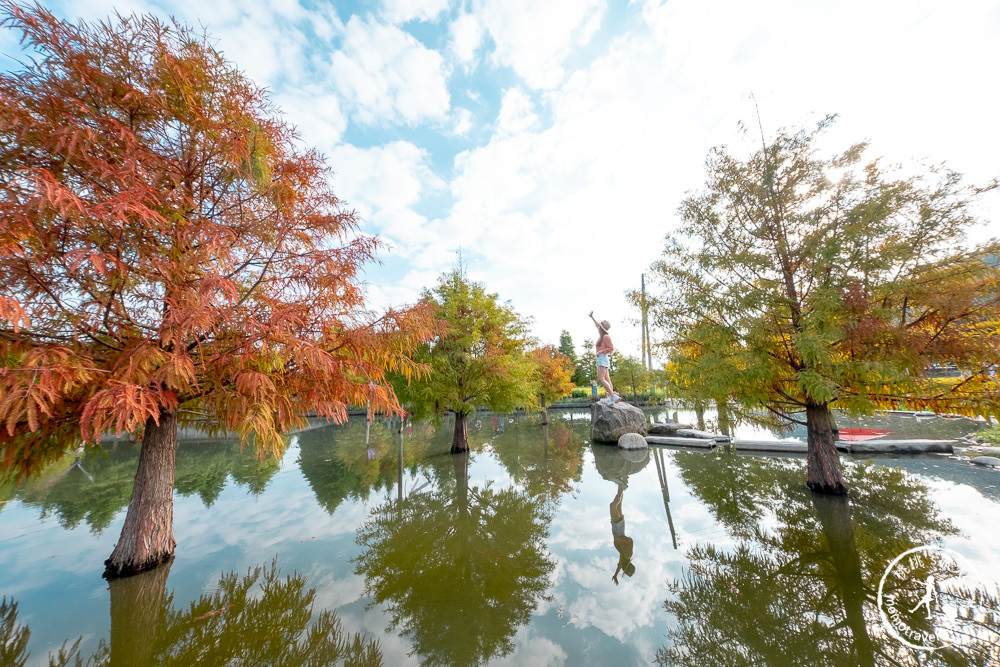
<box><xmin>618</xmin><ymin>432</ymin><xmax>647</xmax><ymax>450</ymax></box>
<box><xmin>971</xmin><ymin>456</ymin><xmax>1000</xmax><ymax>468</ymax></box>
<box><xmin>591</xmin><ymin>401</ymin><xmax>647</xmax><ymax>444</ymax></box>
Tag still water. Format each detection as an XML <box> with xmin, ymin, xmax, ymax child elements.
<box><xmin>1</xmin><ymin>410</ymin><xmax>998</xmax><ymax>666</ymax></box>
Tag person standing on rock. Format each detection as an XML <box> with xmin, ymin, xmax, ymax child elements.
<box><xmin>589</xmin><ymin>311</ymin><xmax>619</xmax><ymax>404</ymax></box>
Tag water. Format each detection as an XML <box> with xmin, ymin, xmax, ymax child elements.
<box><xmin>1</xmin><ymin>411</ymin><xmax>998</xmax><ymax>666</ymax></box>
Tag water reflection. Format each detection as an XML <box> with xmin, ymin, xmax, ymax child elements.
<box><xmin>353</xmin><ymin>448</ymin><xmax>555</xmax><ymax>666</ymax></box>
<box><xmin>591</xmin><ymin>445</ymin><xmax>650</xmax><ymax>586</ymax></box>
<box><xmin>297</xmin><ymin>418</ymin><xmax>441</xmax><ymax>514</ymax></box>
<box><xmin>1</xmin><ymin>561</ymin><xmax>381</xmax><ymax>667</ymax></box>
<box><xmin>3</xmin><ymin>440</ymin><xmax>281</xmax><ymax>532</ymax></box>
<box><xmin>490</xmin><ymin>418</ymin><xmax>587</xmax><ymax>501</ymax></box>
<box><xmin>658</xmin><ymin>451</ymin><xmax>1000</xmax><ymax>666</ymax></box>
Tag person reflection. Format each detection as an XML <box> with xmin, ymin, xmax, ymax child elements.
<box><xmin>610</xmin><ymin>479</ymin><xmax>636</xmax><ymax>584</ymax></box>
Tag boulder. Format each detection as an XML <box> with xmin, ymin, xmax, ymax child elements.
<box><xmin>591</xmin><ymin>401</ymin><xmax>647</xmax><ymax>444</ymax></box>
<box><xmin>971</xmin><ymin>456</ymin><xmax>1000</xmax><ymax>468</ymax></box>
<box><xmin>618</xmin><ymin>432</ymin><xmax>647</xmax><ymax>450</ymax></box>
<box><xmin>981</xmin><ymin>447</ymin><xmax>1000</xmax><ymax>457</ymax></box>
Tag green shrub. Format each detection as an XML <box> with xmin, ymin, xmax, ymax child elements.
<box><xmin>977</xmin><ymin>426</ymin><xmax>1000</xmax><ymax>445</ymax></box>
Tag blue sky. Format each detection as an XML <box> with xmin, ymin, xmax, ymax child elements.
<box><xmin>4</xmin><ymin>0</ymin><xmax>999</xmax><ymax>361</ymax></box>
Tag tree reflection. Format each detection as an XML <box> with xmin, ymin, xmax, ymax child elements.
<box><xmin>353</xmin><ymin>450</ymin><xmax>555</xmax><ymax>666</ymax></box>
<box><xmin>297</xmin><ymin>418</ymin><xmax>435</xmax><ymax>514</ymax></box>
<box><xmin>658</xmin><ymin>451</ymin><xmax>1000</xmax><ymax>666</ymax></box>
<box><xmin>489</xmin><ymin>416</ymin><xmax>587</xmax><ymax>501</ymax></box>
<box><xmin>2</xmin><ymin>562</ymin><xmax>381</xmax><ymax>667</ymax></box>
<box><xmin>7</xmin><ymin>440</ymin><xmax>281</xmax><ymax>532</ymax></box>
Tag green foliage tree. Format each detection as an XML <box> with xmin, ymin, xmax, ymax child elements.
<box><xmin>558</xmin><ymin>330</ymin><xmax>587</xmax><ymax>386</ymax></box>
<box><xmin>610</xmin><ymin>354</ymin><xmax>650</xmax><ymax>402</ymax></box>
<box><xmin>644</xmin><ymin>116</ymin><xmax>1000</xmax><ymax>494</ymax></box>
<box><xmin>398</xmin><ymin>270</ymin><xmax>538</xmax><ymax>453</ymax></box>
<box><xmin>578</xmin><ymin>339</ymin><xmax>597</xmax><ymax>386</ymax></box>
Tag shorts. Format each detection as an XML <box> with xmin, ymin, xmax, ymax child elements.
<box><xmin>596</xmin><ymin>353</ymin><xmax>610</xmax><ymax>368</ymax></box>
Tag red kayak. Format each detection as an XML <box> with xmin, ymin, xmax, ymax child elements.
<box><xmin>839</xmin><ymin>428</ymin><xmax>891</xmax><ymax>441</ymax></box>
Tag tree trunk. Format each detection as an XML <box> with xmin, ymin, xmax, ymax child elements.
<box><xmin>716</xmin><ymin>398</ymin><xmax>731</xmax><ymax>437</ymax></box>
<box><xmin>104</xmin><ymin>410</ymin><xmax>178</xmax><ymax>578</ymax></box>
<box><xmin>540</xmin><ymin>397</ymin><xmax>548</xmax><ymax>425</ymax></box>
<box><xmin>695</xmin><ymin>400</ymin><xmax>705</xmax><ymax>431</ymax></box>
<box><xmin>109</xmin><ymin>559</ymin><xmax>172</xmax><ymax>664</ymax></box>
<box><xmin>451</xmin><ymin>411</ymin><xmax>469</xmax><ymax>454</ymax></box>
<box><xmin>805</xmin><ymin>402</ymin><xmax>848</xmax><ymax>495</ymax></box>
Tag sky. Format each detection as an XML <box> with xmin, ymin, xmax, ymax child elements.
<box><xmin>3</xmin><ymin>0</ymin><xmax>999</xmax><ymax>363</ymax></box>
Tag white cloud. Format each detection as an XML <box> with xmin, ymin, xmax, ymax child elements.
<box><xmin>330</xmin><ymin>15</ymin><xmax>452</xmax><ymax>125</ymax></box>
<box><xmin>496</xmin><ymin>87</ymin><xmax>540</xmax><ymax>136</ymax></box>
<box><xmin>274</xmin><ymin>88</ymin><xmax>349</xmax><ymax>155</ymax></box>
<box><xmin>448</xmin><ymin>12</ymin><xmax>483</xmax><ymax>64</ymax></box>
<box><xmin>380</xmin><ymin>0</ymin><xmax>450</xmax><ymax>24</ymax></box>
<box><xmin>450</xmin><ymin>107</ymin><xmax>474</xmax><ymax>136</ymax></box>
<box><xmin>408</xmin><ymin>0</ymin><xmax>1000</xmax><ymax>355</ymax></box>
<box><xmin>474</xmin><ymin>0</ymin><xmax>606</xmax><ymax>90</ymax></box>
<box><xmin>329</xmin><ymin>141</ymin><xmax>443</xmax><ymax>217</ymax></box>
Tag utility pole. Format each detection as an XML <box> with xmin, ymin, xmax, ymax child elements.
<box><xmin>641</xmin><ymin>274</ymin><xmax>651</xmax><ymax>370</ymax></box>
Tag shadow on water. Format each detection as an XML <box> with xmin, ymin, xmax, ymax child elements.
<box><xmin>657</xmin><ymin>451</ymin><xmax>1000</xmax><ymax>666</ymax></box>
<box><xmin>1</xmin><ymin>560</ymin><xmax>381</xmax><ymax>667</ymax></box>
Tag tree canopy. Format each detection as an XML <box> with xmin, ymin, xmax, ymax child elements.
<box><xmin>529</xmin><ymin>344</ymin><xmax>574</xmax><ymax>413</ymax></box>
<box><xmin>397</xmin><ymin>270</ymin><xmax>537</xmax><ymax>453</ymax></box>
<box><xmin>643</xmin><ymin>116</ymin><xmax>1000</xmax><ymax>493</ymax></box>
<box><xmin>558</xmin><ymin>330</ymin><xmax>587</xmax><ymax>386</ymax></box>
<box><xmin>0</xmin><ymin>2</ymin><xmax>430</xmax><ymax>574</ymax></box>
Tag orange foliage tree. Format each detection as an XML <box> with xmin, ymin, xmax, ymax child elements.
<box><xmin>0</xmin><ymin>3</ymin><xmax>430</xmax><ymax>577</ymax></box>
<box><xmin>529</xmin><ymin>345</ymin><xmax>575</xmax><ymax>423</ymax></box>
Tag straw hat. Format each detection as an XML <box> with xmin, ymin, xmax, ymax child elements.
<box><xmin>600</xmin><ymin>320</ymin><xmax>611</xmax><ymax>332</ymax></box>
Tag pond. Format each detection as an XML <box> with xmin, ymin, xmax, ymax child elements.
<box><xmin>1</xmin><ymin>410</ymin><xmax>998</xmax><ymax>666</ymax></box>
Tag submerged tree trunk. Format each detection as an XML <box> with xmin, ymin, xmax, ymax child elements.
<box><xmin>453</xmin><ymin>449</ymin><xmax>470</xmax><ymax>515</ymax></box>
<box><xmin>695</xmin><ymin>400</ymin><xmax>705</xmax><ymax>431</ymax></box>
<box><xmin>540</xmin><ymin>397</ymin><xmax>548</xmax><ymax>425</ymax></box>
<box><xmin>109</xmin><ymin>559</ymin><xmax>172</xmax><ymax>664</ymax></box>
<box><xmin>104</xmin><ymin>410</ymin><xmax>178</xmax><ymax>578</ymax></box>
<box><xmin>812</xmin><ymin>494</ymin><xmax>875</xmax><ymax>667</ymax></box>
<box><xmin>805</xmin><ymin>402</ymin><xmax>848</xmax><ymax>495</ymax></box>
<box><xmin>451</xmin><ymin>411</ymin><xmax>469</xmax><ymax>454</ymax></box>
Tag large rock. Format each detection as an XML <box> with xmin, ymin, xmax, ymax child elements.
<box><xmin>591</xmin><ymin>401</ymin><xmax>647</xmax><ymax>443</ymax></box>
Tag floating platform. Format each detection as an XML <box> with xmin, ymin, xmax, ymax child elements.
<box><xmin>645</xmin><ymin>436</ymin><xmax>955</xmax><ymax>454</ymax></box>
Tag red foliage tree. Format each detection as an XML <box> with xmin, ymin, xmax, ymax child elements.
<box><xmin>0</xmin><ymin>3</ymin><xmax>430</xmax><ymax>577</ymax></box>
